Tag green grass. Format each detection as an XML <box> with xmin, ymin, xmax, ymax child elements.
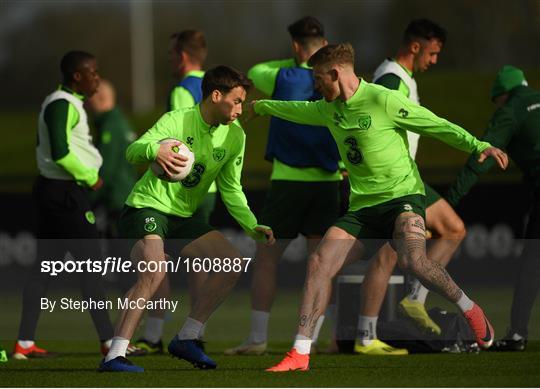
<box><xmin>1</xmin><ymin>288</ymin><xmax>539</xmax><ymax>387</ymax></box>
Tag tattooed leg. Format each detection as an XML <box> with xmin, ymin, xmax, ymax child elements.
<box><xmin>297</xmin><ymin>226</ymin><xmax>363</xmax><ymax>337</ymax></box>
<box><xmin>393</xmin><ymin>212</ymin><xmax>462</xmax><ymax>303</ymax></box>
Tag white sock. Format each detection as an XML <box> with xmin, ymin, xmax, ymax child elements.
<box><xmin>198</xmin><ymin>323</ymin><xmax>206</xmax><ymax>339</ymax></box>
<box><xmin>511</xmin><ymin>332</ymin><xmax>524</xmax><ymax>341</ymax></box>
<box><xmin>357</xmin><ymin>315</ymin><xmax>378</xmax><ymax>346</ymax></box>
<box><xmin>247</xmin><ymin>310</ymin><xmax>269</xmax><ymax>344</ymax></box>
<box><xmin>102</xmin><ymin>338</ymin><xmax>112</xmax><ymax>348</ymax></box>
<box><xmin>293</xmin><ymin>334</ymin><xmax>312</xmax><ymax>355</ymax></box>
<box><xmin>144</xmin><ymin>317</ymin><xmax>164</xmax><ymax>344</ymax></box>
<box><xmin>178</xmin><ymin>317</ymin><xmax>203</xmax><ymax>340</ymax></box>
<box><xmin>311</xmin><ymin>315</ymin><xmax>325</xmax><ymax>345</ymax></box>
<box><xmin>105</xmin><ymin>336</ymin><xmax>129</xmax><ymax>362</ymax></box>
<box><xmin>408</xmin><ymin>278</ymin><xmax>429</xmax><ymax>304</ymax></box>
<box><xmin>456</xmin><ymin>291</ymin><xmax>474</xmax><ymax>312</ymax></box>
<box><xmin>17</xmin><ymin>340</ymin><xmax>34</xmax><ymax>348</ymax></box>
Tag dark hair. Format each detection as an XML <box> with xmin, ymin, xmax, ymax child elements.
<box><xmin>60</xmin><ymin>51</ymin><xmax>95</xmax><ymax>82</ymax></box>
<box><xmin>288</xmin><ymin>16</ymin><xmax>325</xmax><ymax>48</ymax></box>
<box><xmin>170</xmin><ymin>29</ymin><xmax>208</xmax><ymax>65</ymax></box>
<box><xmin>308</xmin><ymin>43</ymin><xmax>355</xmax><ymax>68</ymax></box>
<box><xmin>202</xmin><ymin>65</ymin><xmax>252</xmax><ymax>99</ymax></box>
<box><xmin>403</xmin><ymin>19</ymin><xmax>446</xmax><ymax>45</ymax></box>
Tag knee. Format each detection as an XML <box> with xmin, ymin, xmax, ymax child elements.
<box><xmin>397</xmin><ymin>253</ymin><xmax>422</xmax><ymax>275</ymax></box>
<box><xmin>434</xmin><ymin>219</ymin><xmax>466</xmax><ymax>240</ymax></box>
<box><xmin>306</xmin><ymin>252</ymin><xmax>333</xmax><ymax>280</ymax></box>
<box><xmin>373</xmin><ymin>248</ymin><xmax>398</xmax><ymax>272</ymax></box>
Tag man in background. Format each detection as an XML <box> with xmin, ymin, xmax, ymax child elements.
<box><xmin>225</xmin><ymin>16</ymin><xmax>341</xmax><ymax>356</ymax></box>
<box><xmin>15</xmin><ymin>51</ymin><xmax>114</xmax><ymax>359</ymax></box>
<box><xmin>447</xmin><ymin>65</ymin><xmax>540</xmax><ymax>351</ymax></box>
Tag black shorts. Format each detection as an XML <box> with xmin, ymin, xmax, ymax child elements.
<box><xmin>334</xmin><ymin>194</ymin><xmax>426</xmax><ymax>258</ymax></box>
<box><xmin>33</xmin><ymin>175</ymin><xmax>98</xmax><ymax>239</ymax></box>
<box><xmin>259</xmin><ymin>180</ymin><xmax>340</xmax><ymax>239</ymax></box>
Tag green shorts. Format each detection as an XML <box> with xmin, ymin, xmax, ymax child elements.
<box><xmin>334</xmin><ymin>194</ymin><xmax>426</xmax><ymax>257</ymax></box>
<box><xmin>191</xmin><ymin>192</ymin><xmax>217</xmax><ymax>224</ymax></box>
<box><xmin>118</xmin><ymin>206</ymin><xmax>214</xmax><ymax>241</ymax></box>
<box><xmin>424</xmin><ymin>183</ymin><xmax>442</xmax><ymax>208</ymax></box>
<box><xmin>259</xmin><ymin>180</ymin><xmax>340</xmax><ymax>239</ymax></box>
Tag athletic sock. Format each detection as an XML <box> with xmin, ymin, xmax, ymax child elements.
<box><xmin>178</xmin><ymin>317</ymin><xmax>203</xmax><ymax>340</ymax></box>
<box><xmin>456</xmin><ymin>291</ymin><xmax>474</xmax><ymax>312</ymax></box>
<box><xmin>105</xmin><ymin>337</ymin><xmax>129</xmax><ymax>362</ymax></box>
<box><xmin>357</xmin><ymin>315</ymin><xmax>378</xmax><ymax>346</ymax></box>
<box><xmin>247</xmin><ymin>310</ymin><xmax>269</xmax><ymax>344</ymax></box>
<box><xmin>408</xmin><ymin>278</ymin><xmax>429</xmax><ymax>304</ymax></box>
<box><xmin>198</xmin><ymin>323</ymin><xmax>206</xmax><ymax>340</ymax></box>
<box><xmin>17</xmin><ymin>340</ymin><xmax>35</xmax><ymax>348</ymax></box>
<box><xmin>311</xmin><ymin>315</ymin><xmax>325</xmax><ymax>345</ymax></box>
<box><xmin>293</xmin><ymin>334</ymin><xmax>312</xmax><ymax>355</ymax></box>
<box><xmin>144</xmin><ymin>317</ymin><xmax>164</xmax><ymax>344</ymax></box>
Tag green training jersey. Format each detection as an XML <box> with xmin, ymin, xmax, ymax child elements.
<box><xmin>169</xmin><ymin>70</ymin><xmax>217</xmax><ymax>194</ymax></box>
<box><xmin>447</xmin><ymin>85</ymin><xmax>540</xmax><ymax>206</ymax></box>
<box><xmin>255</xmin><ymin>80</ymin><xmax>491</xmax><ymax>211</ymax></box>
<box><xmin>125</xmin><ymin>105</ymin><xmax>264</xmax><ymax>240</ymax></box>
<box><xmin>169</xmin><ymin>70</ymin><xmax>205</xmax><ymax>110</ymax></box>
<box><xmin>248</xmin><ymin>58</ymin><xmax>341</xmax><ymax>182</ymax></box>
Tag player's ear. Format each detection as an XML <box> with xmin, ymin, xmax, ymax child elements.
<box><xmin>329</xmin><ymin>68</ymin><xmax>339</xmax><ymax>82</ymax></box>
<box><xmin>292</xmin><ymin>40</ymin><xmax>301</xmax><ymax>54</ymax></box>
<box><xmin>73</xmin><ymin>71</ymin><xmax>82</xmax><ymax>82</ymax></box>
<box><xmin>410</xmin><ymin>41</ymin><xmax>421</xmax><ymax>54</ymax></box>
<box><xmin>211</xmin><ymin>89</ymin><xmax>222</xmax><ymax>103</ymax></box>
<box><xmin>180</xmin><ymin>51</ymin><xmax>189</xmax><ymax>65</ymax></box>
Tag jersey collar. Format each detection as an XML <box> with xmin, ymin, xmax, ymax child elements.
<box><xmin>343</xmin><ymin>78</ymin><xmax>364</xmax><ymax>107</ymax></box>
<box><xmin>58</xmin><ymin>84</ymin><xmax>84</xmax><ymax>100</ymax></box>
<box><xmin>183</xmin><ymin>70</ymin><xmax>205</xmax><ymax>80</ymax></box>
<box><xmin>196</xmin><ymin>104</ymin><xmax>219</xmax><ymax>135</ymax></box>
<box><xmin>392</xmin><ymin>58</ymin><xmax>414</xmax><ymax>77</ymax></box>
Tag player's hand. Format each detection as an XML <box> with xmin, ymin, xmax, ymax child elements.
<box><xmin>90</xmin><ymin>177</ymin><xmax>103</xmax><ymax>191</ymax></box>
<box><xmin>156</xmin><ymin>141</ymin><xmax>188</xmax><ymax>176</ymax></box>
<box><xmin>255</xmin><ymin>226</ymin><xmax>275</xmax><ymax>245</ymax></box>
<box><xmin>478</xmin><ymin>146</ymin><xmax>508</xmax><ymax>170</ymax></box>
<box><xmin>243</xmin><ymin>100</ymin><xmax>260</xmax><ymax>124</ymax></box>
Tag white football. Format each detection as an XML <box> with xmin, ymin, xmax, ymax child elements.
<box><xmin>150</xmin><ymin>138</ymin><xmax>194</xmax><ymax>182</ymax></box>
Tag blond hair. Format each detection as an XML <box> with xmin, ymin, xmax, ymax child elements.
<box><xmin>308</xmin><ymin>43</ymin><xmax>355</xmax><ymax>67</ymax></box>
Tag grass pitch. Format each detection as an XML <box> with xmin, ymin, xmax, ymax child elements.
<box><xmin>1</xmin><ymin>288</ymin><xmax>539</xmax><ymax>387</ymax></box>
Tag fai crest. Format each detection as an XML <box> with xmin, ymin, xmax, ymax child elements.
<box><xmin>213</xmin><ymin>147</ymin><xmax>226</xmax><ymax>162</ymax></box>
<box><xmin>358</xmin><ymin>115</ymin><xmax>371</xmax><ymax>130</ymax></box>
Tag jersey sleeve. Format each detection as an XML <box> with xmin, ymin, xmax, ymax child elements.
<box><xmin>216</xmin><ymin>128</ymin><xmax>266</xmax><ymax>241</ymax></box>
<box><xmin>445</xmin><ymin>106</ymin><xmax>517</xmax><ymax>207</ymax></box>
<box><xmin>374</xmin><ymin>73</ymin><xmax>401</xmax><ymax>90</ymax></box>
<box><xmin>254</xmin><ymin>99</ymin><xmax>328</xmax><ymax>126</ymax></box>
<box><xmin>170</xmin><ymin>86</ymin><xmax>196</xmax><ymax>110</ymax></box>
<box><xmin>44</xmin><ymin>99</ymin><xmax>99</xmax><ymax>187</ymax></box>
<box><xmin>126</xmin><ymin>111</ymin><xmax>177</xmax><ymax>164</ymax></box>
<box><xmin>248</xmin><ymin>59</ymin><xmax>293</xmax><ymax>96</ymax></box>
<box><xmin>385</xmin><ymin>91</ymin><xmax>491</xmax><ymax>155</ymax></box>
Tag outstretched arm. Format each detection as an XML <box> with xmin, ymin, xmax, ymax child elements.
<box><xmin>446</xmin><ymin>106</ymin><xmax>516</xmax><ymax>207</ymax></box>
<box><xmin>251</xmin><ymin>99</ymin><xmax>327</xmax><ymax>126</ymax></box>
<box><xmin>385</xmin><ymin>90</ymin><xmax>508</xmax><ymax>165</ymax></box>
